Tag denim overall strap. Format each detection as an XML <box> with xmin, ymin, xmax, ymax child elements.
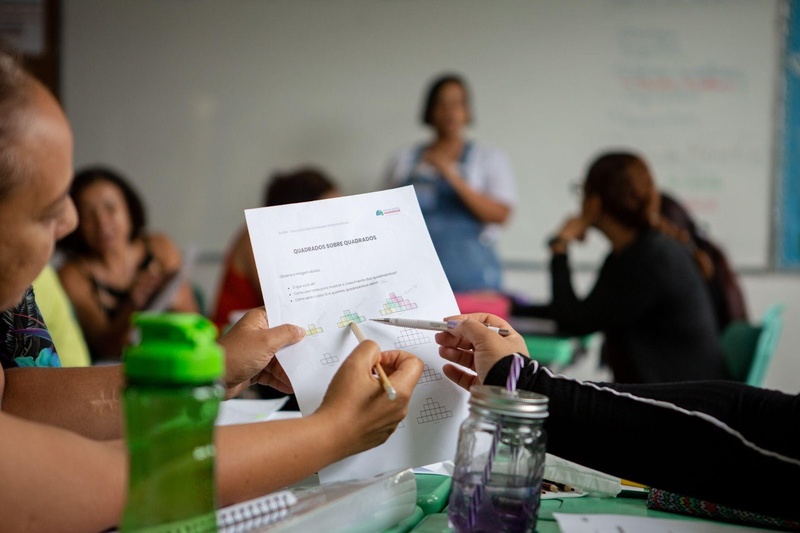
<box><xmin>402</xmin><ymin>142</ymin><xmax>502</xmax><ymax>292</ymax></box>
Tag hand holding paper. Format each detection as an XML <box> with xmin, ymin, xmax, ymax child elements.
<box><xmin>217</xmin><ymin>307</ymin><xmax>305</xmax><ymax>399</ymax></box>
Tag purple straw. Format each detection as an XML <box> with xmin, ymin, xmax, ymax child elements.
<box><xmin>506</xmin><ymin>353</ymin><xmax>524</xmax><ymax>392</ymax></box>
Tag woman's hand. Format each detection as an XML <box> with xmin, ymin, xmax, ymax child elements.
<box><xmin>217</xmin><ymin>308</ymin><xmax>305</xmax><ymax>399</ymax></box>
<box><xmin>548</xmin><ymin>215</ymin><xmax>593</xmax><ymax>254</ymax></box>
<box><xmin>422</xmin><ymin>146</ymin><xmax>454</xmax><ymax>173</ymax></box>
<box><xmin>313</xmin><ymin>341</ymin><xmax>423</xmax><ymax>457</ymax></box>
<box><xmin>127</xmin><ymin>261</ymin><xmax>167</xmax><ymax>309</ymax></box>
<box><xmin>556</xmin><ymin>215</ymin><xmax>591</xmax><ymax>243</ymax></box>
<box><xmin>435</xmin><ymin>313</ymin><xmax>528</xmax><ymax>391</ymax></box>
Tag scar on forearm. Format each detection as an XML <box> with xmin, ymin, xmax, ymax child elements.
<box><xmin>89</xmin><ymin>391</ymin><xmax>120</xmax><ymax>412</ymax></box>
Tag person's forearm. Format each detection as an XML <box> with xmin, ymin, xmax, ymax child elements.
<box><xmin>486</xmin><ymin>357</ymin><xmax>800</xmax><ymax>520</ymax></box>
<box><xmin>2</xmin><ymin>366</ymin><xmax>124</xmax><ymax>439</ymax></box>
<box><xmin>548</xmin><ymin>254</ymin><xmax>577</xmax><ymax>307</ymax></box>
<box><xmin>215</xmin><ymin>413</ymin><xmax>346</xmax><ymax>506</ymax></box>
<box><xmin>509</xmin><ymin>301</ymin><xmax>555</xmax><ymax>319</ymax></box>
<box><xmin>510</xmin><ymin>255</ymin><xmax>578</xmax><ymax>322</ymax></box>
<box><xmin>82</xmin><ymin>302</ymin><xmax>138</xmax><ymax>361</ymax></box>
<box><xmin>443</xmin><ymin>169</ymin><xmax>511</xmax><ymax>224</ymax></box>
<box><xmin>0</xmin><ymin>413</ymin><xmax>127</xmax><ymax>533</ymax></box>
<box><xmin>545</xmin><ymin>254</ymin><xmax>598</xmax><ymax>335</ymax></box>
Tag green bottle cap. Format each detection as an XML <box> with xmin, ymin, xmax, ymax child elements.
<box><xmin>123</xmin><ymin>312</ymin><xmax>224</xmax><ymax>384</ymax></box>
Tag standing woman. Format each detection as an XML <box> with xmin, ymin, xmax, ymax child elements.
<box><xmin>385</xmin><ymin>73</ymin><xmax>516</xmax><ymax>294</ymax></box>
<box><xmin>58</xmin><ymin>167</ymin><xmax>199</xmax><ymax>361</ymax></box>
<box><xmin>513</xmin><ymin>152</ymin><xmax>729</xmax><ymax>384</ymax></box>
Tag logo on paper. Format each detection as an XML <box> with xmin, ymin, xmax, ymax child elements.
<box><xmin>377</xmin><ymin>207</ymin><xmax>401</xmax><ymax>216</ymax></box>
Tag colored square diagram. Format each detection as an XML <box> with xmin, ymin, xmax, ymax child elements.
<box><xmin>379</xmin><ymin>293</ymin><xmax>419</xmax><ymax>316</ymax></box>
<box><xmin>306</xmin><ymin>324</ymin><xmax>324</xmax><ymax>336</ymax></box>
<box><xmin>337</xmin><ymin>310</ymin><xmax>365</xmax><ymax>328</ymax></box>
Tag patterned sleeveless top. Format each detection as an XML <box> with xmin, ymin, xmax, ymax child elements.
<box><xmin>0</xmin><ymin>286</ymin><xmax>61</xmax><ymax>369</ymax></box>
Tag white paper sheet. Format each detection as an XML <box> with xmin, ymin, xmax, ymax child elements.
<box><xmin>553</xmin><ymin>513</ymin><xmax>756</xmax><ymax>533</ymax></box>
<box><xmin>246</xmin><ymin>186</ymin><xmax>469</xmax><ymax>483</ymax></box>
<box><xmin>216</xmin><ymin>398</ymin><xmax>289</xmax><ymax>426</ymax></box>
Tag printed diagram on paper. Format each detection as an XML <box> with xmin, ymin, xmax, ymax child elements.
<box><xmin>417</xmin><ymin>398</ymin><xmax>454</xmax><ymax>424</ymax></box>
<box><xmin>337</xmin><ymin>309</ymin><xmax>365</xmax><ymax>328</ymax></box>
<box><xmin>393</xmin><ymin>327</ymin><xmax>431</xmax><ymax>349</ymax></box>
<box><xmin>418</xmin><ymin>364</ymin><xmax>443</xmax><ymax>384</ymax></box>
<box><xmin>305</xmin><ymin>324</ymin><xmax>324</xmax><ymax>336</ymax></box>
<box><xmin>379</xmin><ymin>293</ymin><xmax>418</xmax><ymax>315</ymax></box>
<box><xmin>319</xmin><ymin>353</ymin><xmax>339</xmax><ymax>366</ymax></box>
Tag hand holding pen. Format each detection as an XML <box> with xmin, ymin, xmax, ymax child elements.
<box><xmin>315</xmin><ymin>336</ymin><xmax>423</xmax><ymax>457</ymax></box>
<box><xmin>434</xmin><ymin>313</ymin><xmax>529</xmax><ymax>391</ymax></box>
<box><xmin>350</xmin><ymin>322</ymin><xmax>397</xmax><ymax>400</ymax></box>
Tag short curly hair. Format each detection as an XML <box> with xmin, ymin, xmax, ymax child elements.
<box><xmin>58</xmin><ymin>166</ymin><xmax>148</xmax><ymax>255</ymax></box>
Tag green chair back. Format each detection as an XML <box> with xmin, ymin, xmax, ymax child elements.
<box><xmin>720</xmin><ymin>304</ymin><xmax>784</xmax><ymax>387</ymax></box>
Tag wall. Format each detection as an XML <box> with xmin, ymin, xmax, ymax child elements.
<box><xmin>63</xmin><ymin>0</ymin><xmax>781</xmax><ymax>269</ymax></box>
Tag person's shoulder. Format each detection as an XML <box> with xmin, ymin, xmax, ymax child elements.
<box><xmin>143</xmin><ymin>232</ymin><xmax>184</xmax><ymax>269</ymax></box>
<box><xmin>57</xmin><ymin>258</ymin><xmax>90</xmax><ymax>285</ymax></box>
<box><xmin>230</xmin><ymin>227</ymin><xmax>254</xmax><ymax>264</ymax></box>
<box><xmin>229</xmin><ymin>226</ymin><xmax>250</xmax><ymax>252</ymax></box>
<box><xmin>648</xmin><ymin>230</ymin><xmax>688</xmax><ymax>254</ymax></box>
<box><xmin>385</xmin><ymin>144</ymin><xmax>422</xmax><ymax>182</ymax></box>
<box><xmin>636</xmin><ymin>231</ymin><xmax>698</xmax><ymax>272</ymax></box>
<box><xmin>468</xmin><ymin>141</ymin><xmax>509</xmax><ymax>161</ymax></box>
<box><xmin>388</xmin><ymin>144</ymin><xmax>421</xmax><ymax>164</ymax></box>
<box><xmin>145</xmin><ymin>232</ymin><xmax>180</xmax><ymax>252</ymax></box>
<box><xmin>467</xmin><ymin>142</ymin><xmax>513</xmax><ymax>176</ymax></box>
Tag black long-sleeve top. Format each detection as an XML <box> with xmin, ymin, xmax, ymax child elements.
<box><xmin>486</xmin><ymin>355</ymin><xmax>800</xmax><ymax>522</ymax></box>
<box><xmin>514</xmin><ymin>230</ymin><xmax>729</xmax><ymax>383</ymax></box>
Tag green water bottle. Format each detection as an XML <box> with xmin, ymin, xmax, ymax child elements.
<box><xmin>120</xmin><ymin>313</ymin><xmax>225</xmax><ymax>532</ymax></box>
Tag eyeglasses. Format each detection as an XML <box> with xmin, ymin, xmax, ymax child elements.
<box><xmin>569</xmin><ymin>180</ymin><xmax>584</xmax><ymax>198</ymax></box>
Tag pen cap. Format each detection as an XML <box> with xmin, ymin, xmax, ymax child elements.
<box><xmin>467</xmin><ymin>385</ymin><xmax>549</xmax><ymax>419</ymax></box>
<box><xmin>123</xmin><ymin>312</ymin><xmax>224</xmax><ymax>385</ymax></box>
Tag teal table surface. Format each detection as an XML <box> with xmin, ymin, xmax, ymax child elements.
<box><xmin>382</xmin><ymin>506</ymin><xmax>425</xmax><ymax>533</ymax></box>
<box><xmin>403</xmin><ymin>494</ymin><xmax>713</xmax><ymax>532</ymax></box>
<box><xmin>414</xmin><ymin>474</ymin><xmax>452</xmax><ymax>515</ymax></box>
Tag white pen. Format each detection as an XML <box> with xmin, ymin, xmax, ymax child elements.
<box><xmin>370</xmin><ymin>317</ymin><xmax>511</xmax><ymax>337</ymax></box>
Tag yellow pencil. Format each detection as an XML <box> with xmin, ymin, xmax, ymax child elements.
<box><xmin>620</xmin><ymin>479</ymin><xmax>648</xmax><ymax>489</ymax></box>
<box><xmin>350</xmin><ymin>322</ymin><xmax>397</xmax><ymax>401</ymax></box>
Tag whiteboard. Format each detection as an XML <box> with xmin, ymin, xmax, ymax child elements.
<box><xmin>62</xmin><ymin>0</ymin><xmax>782</xmax><ymax>270</ymax></box>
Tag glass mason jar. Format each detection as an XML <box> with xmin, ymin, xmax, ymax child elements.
<box><xmin>448</xmin><ymin>385</ymin><xmax>548</xmax><ymax>533</ymax></box>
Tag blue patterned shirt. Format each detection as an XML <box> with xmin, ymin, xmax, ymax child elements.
<box><xmin>0</xmin><ymin>286</ymin><xmax>61</xmax><ymax>368</ymax></box>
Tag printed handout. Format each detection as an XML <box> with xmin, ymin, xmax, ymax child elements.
<box><xmin>246</xmin><ymin>186</ymin><xmax>469</xmax><ymax>483</ymax></box>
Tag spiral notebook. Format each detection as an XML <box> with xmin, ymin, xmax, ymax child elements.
<box><xmin>109</xmin><ymin>468</ymin><xmax>416</xmax><ymax>533</ymax></box>
<box><xmin>217</xmin><ymin>490</ymin><xmax>298</xmax><ymax>532</ymax></box>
